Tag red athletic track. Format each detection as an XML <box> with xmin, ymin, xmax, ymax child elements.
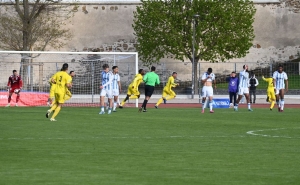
<box><xmin>62</xmin><ymin>103</ymin><xmax>300</xmax><ymax>108</ymax></box>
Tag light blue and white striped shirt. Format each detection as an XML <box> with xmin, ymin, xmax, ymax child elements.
<box><xmin>112</xmin><ymin>73</ymin><xmax>120</xmax><ymax>90</ymax></box>
<box><xmin>239</xmin><ymin>70</ymin><xmax>249</xmax><ymax>88</ymax></box>
<box><xmin>273</xmin><ymin>71</ymin><xmax>288</xmax><ymax>89</ymax></box>
<box><xmin>101</xmin><ymin>71</ymin><xmax>113</xmax><ymax>90</ymax></box>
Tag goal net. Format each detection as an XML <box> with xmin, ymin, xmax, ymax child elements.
<box><xmin>0</xmin><ymin>51</ymin><xmax>139</xmax><ymax>107</ymax></box>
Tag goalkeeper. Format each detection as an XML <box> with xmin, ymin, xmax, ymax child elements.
<box><xmin>262</xmin><ymin>75</ymin><xmax>276</xmax><ymax>110</ymax></box>
<box><xmin>119</xmin><ymin>69</ymin><xmax>145</xmax><ymax>108</ymax></box>
<box><xmin>155</xmin><ymin>72</ymin><xmax>179</xmax><ymax>108</ymax></box>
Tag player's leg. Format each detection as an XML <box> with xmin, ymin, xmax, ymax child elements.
<box><xmin>113</xmin><ymin>95</ymin><xmax>118</xmax><ymax>112</ymax></box>
<box><xmin>249</xmin><ymin>90</ymin><xmax>253</xmax><ymax>103</ymax></box>
<box><xmin>15</xmin><ymin>91</ymin><xmax>20</xmax><ymax>106</ymax></box>
<box><xmin>50</xmin><ymin>93</ymin><xmax>65</xmax><ymax>121</ymax></box>
<box><xmin>275</xmin><ymin>89</ymin><xmax>280</xmax><ymax>111</ymax></box>
<box><xmin>207</xmin><ymin>87</ymin><xmax>214</xmax><ymax>113</ymax></box>
<box><xmin>229</xmin><ymin>92</ymin><xmax>233</xmax><ymax>108</ymax></box>
<box><xmin>279</xmin><ymin>89</ymin><xmax>285</xmax><ymax>112</ymax></box>
<box><xmin>233</xmin><ymin>92</ymin><xmax>237</xmax><ymax>107</ymax></box>
<box><xmin>6</xmin><ymin>90</ymin><xmax>13</xmax><ymax>107</ymax></box>
<box><xmin>234</xmin><ymin>88</ymin><xmax>244</xmax><ymax>111</ymax></box>
<box><xmin>253</xmin><ymin>89</ymin><xmax>256</xmax><ymax>103</ymax></box>
<box><xmin>166</xmin><ymin>90</ymin><xmax>176</xmax><ymax>101</ymax></box>
<box><xmin>155</xmin><ymin>90</ymin><xmax>167</xmax><ymax>108</ymax></box>
<box><xmin>244</xmin><ymin>89</ymin><xmax>252</xmax><ymax>111</ymax></box>
<box><xmin>141</xmin><ymin>85</ymin><xmax>153</xmax><ymax>112</ymax></box>
<box><xmin>120</xmin><ymin>87</ymin><xmax>132</xmax><ymax>107</ymax></box>
<box><xmin>268</xmin><ymin>90</ymin><xmax>275</xmax><ymax>110</ymax></box>
<box><xmin>201</xmin><ymin>87</ymin><xmax>208</xmax><ymax>113</ymax></box>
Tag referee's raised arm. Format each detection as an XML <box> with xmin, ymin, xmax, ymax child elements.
<box><xmin>139</xmin><ymin>66</ymin><xmax>160</xmax><ymax>112</ymax></box>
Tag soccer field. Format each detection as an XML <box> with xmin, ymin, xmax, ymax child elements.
<box><xmin>0</xmin><ymin>107</ymin><xmax>299</xmax><ymax>185</ymax></box>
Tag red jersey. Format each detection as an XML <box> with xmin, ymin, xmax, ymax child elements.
<box><xmin>7</xmin><ymin>75</ymin><xmax>23</xmax><ymax>89</ymax></box>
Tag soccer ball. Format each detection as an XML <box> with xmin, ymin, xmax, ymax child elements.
<box><xmin>14</xmin><ymin>89</ymin><xmax>20</xmax><ymax>94</ymax></box>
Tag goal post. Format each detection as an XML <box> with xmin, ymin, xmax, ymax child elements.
<box><xmin>0</xmin><ymin>51</ymin><xmax>139</xmax><ymax>107</ymax></box>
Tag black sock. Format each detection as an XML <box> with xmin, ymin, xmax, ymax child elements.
<box><xmin>124</xmin><ymin>95</ymin><xmax>129</xmax><ymax>102</ymax></box>
<box><xmin>142</xmin><ymin>100</ymin><xmax>148</xmax><ymax>109</ymax></box>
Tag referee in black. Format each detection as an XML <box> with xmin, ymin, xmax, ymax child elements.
<box><xmin>139</xmin><ymin>66</ymin><xmax>160</xmax><ymax>112</ymax></box>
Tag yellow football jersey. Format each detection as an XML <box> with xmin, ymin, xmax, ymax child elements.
<box><xmin>130</xmin><ymin>74</ymin><xmax>143</xmax><ymax>89</ymax></box>
<box><xmin>51</xmin><ymin>71</ymin><xmax>72</xmax><ymax>94</ymax></box>
<box><xmin>262</xmin><ymin>76</ymin><xmax>274</xmax><ymax>90</ymax></box>
<box><xmin>165</xmin><ymin>76</ymin><xmax>177</xmax><ymax>91</ymax></box>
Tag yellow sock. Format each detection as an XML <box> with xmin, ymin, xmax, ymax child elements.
<box><xmin>166</xmin><ymin>96</ymin><xmax>175</xmax><ymax>101</ymax></box>
<box><xmin>51</xmin><ymin>106</ymin><xmax>61</xmax><ymax>119</ymax></box>
<box><xmin>156</xmin><ymin>98</ymin><xmax>163</xmax><ymax>106</ymax></box>
<box><xmin>50</xmin><ymin>103</ymin><xmax>58</xmax><ymax>112</ymax></box>
<box><xmin>270</xmin><ymin>101</ymin><xmax>275</xmax><ymax>109</ymax></box>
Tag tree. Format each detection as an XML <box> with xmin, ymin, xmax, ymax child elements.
<box><xmin>133</xmin><ymin>0</ymin><xmax>256</xmax><ymax>95</ymax></box>
<box><xmin>0</xmin><ymin>0</ymin><xmax>77</xmax><ymax>89</ymax></box>
<box><xmin>0</xmin><ymin>0</ymin><xmax>75</xmax><ymax>51</ymax></box>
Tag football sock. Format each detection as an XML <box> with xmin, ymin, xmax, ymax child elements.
<box><xmin>209</xmin><ymin>100</ymin><xmax>213</xmax><ymax>111</ymax></box>
<box><xmin>247</xmin><ymin>103</ymin><xmax>251</xmax><ymax>109</ymax></box>
<box><xmin>270</xmin><ymin>101</ymin><xmax>275</xmax><ymax>109</ymax></box>
<box><xmin>101</xmin><ymin>106</ymin><xmax>104</xmax><ymax>112</ymax></box>
<box><xmin>8</xmin><ymin>96</ymin><xmax>11</xmax><ymax>103</ymax></box>
<box><xmin>51</xmin><ymin>106</ymin><xmax>61</xmax><ymax>119</ymax></box>
<box><xmin>156</xmin><ymin>98</ymin><xmax>163</xmax><ymax>106</ymax></box>
<box><xmin>16</xmin><ymin>95</ymin><xmax>20</xmax><ymax>103</ymax></box>
<box><xmin>113</xmin><ymin>102</ymin><xmax>117</xmax><ymax>109</ymax></box>
<box><xmin>280</xmin><ymin>99</ymin><xmax>284</xmax><ymax>110</ymax></box>
<box><xmin>277</xmin><ymin>100</ymin><xmax>281</xmax><ymax>108</ymax></box>
<box><xmin>142</xmin><ymin>100</ymin><xmax>148</xmax><ymax>109</ymax></box>
<box><xmin>50</xmin><ymin>103</ymin><xmax>58</xmax><ymax>112</ymax></box>
<box><xmin>276</xmin><ymin>100</ymin><xmax>280</xmax><ymax>106</ymax></box>
<box><xmin>166</xmin><ymin>95</ymin><xmax>175</xmax><ymax>100</ymax></box>
<box><xmin>202</xmin><ymin>99</ymin><xmax>208</xmax><ymax>110</ymax></box>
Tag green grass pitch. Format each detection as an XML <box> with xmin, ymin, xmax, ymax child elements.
<box><xmin>0</xmin><ymin>107</ymin><xmax>300</xmax><ymax>185</ymax></box>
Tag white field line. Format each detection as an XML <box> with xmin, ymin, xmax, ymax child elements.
<box><xmin>246</xmin><ymin>127</ymin><xmax>300</xmax><ymax>139</ymax></box>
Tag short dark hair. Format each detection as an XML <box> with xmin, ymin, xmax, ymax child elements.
<box><xmin>172</xmin><ymin>71</ymin><xmax>177</xmax><ymax>75</ymax></box>
<box><xmin>231</xmin><ymin>71</ymin><xmax>236</xmax><ymax>74</ymax></box>
<box><xmin>112</xmin><ymin>66</ymin><xmax>118</xmax><ymax>70</ymax></box>
<box><xmin>138</xmin><ymin>69</ymin><xmax>144</xmax><ymax>73</ymax></box>
<box><xmin>102</xmin><ymin>64</ymin><xmax>109</xmax><ymax>69</ymax></box>
<box><xmin>243</xmin><ymin>65</ymin><xmax>246</xmax><ymax>69</ymax></box>
<box><xmin>208</xmin><ymin>68</ymin><xmax>212</xmax><ymax>73</ymax></box>
<box><xmin>13</xmin><ymin>70</ymin><xmax>17</xmax><ymax>73</ymax></box>
<box><xmin>62</xmin><ymin>63</ymin><xmax>68</xmax><ymax>71</ymax></box>
<box><xmin>151</xmin><ymin>66</ymin><xmax>156</xmax><ymax>71</ymax></box>
<box><xmin>278</xmin><ymin>64</ymin><xmax>283</xmax><ymax>68</ymax></box>
<box><xmin>69</xmin><ymin>71</ymin><xmax>74</xmax><ymax>74</ymax></box>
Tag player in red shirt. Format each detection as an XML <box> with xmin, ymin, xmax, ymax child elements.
<box><xmin>6</xmin><ymin>70</ymin><xmax>23</xmax><ymax>107</ymax></box>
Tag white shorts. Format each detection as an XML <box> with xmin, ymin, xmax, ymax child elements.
<box><xmin>112</xmin><ymin>89</ymin><xmax>119</xmax><ymax>96</ymax></box>
<box><xmin>100</xmin><ymin>89</ymin><xmax>113</xmax><ymax>98</ymax></box>
<box><xmin>238</xmin><ymin>87</ymin><xmax>249</xmax><ymax>95</ymax></box>
<box><xmin>275</xmin><ymin>89</ymin><xmax>284</xmax><ymax>95</ymax></box>
<box><xmin>202</xmin><ymin>86</ymin><xmax>213</xmax><ymax>97</ymax></box>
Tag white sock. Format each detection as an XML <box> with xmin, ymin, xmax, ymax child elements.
<box><xmin>280</xmin><ymin>99</ymin><xmax>284</xmax><ymax>110</ymax></box>
<box><xmin>209</xmin><ymin>101</ymin><xmax>213</xmax><ymax>111</ymax></box>
<box><xmin>248</xmin><ymin>103</ymin><xmax>251</xmax><ymax>109</ymax></box>
<box><xmin>114</xmin><ymin>102</ymin><xmax>117</xmax><ymax>110</ymax></box>
<box><xmin>278</xmin><ymin>100</ymin><xmax>281</xmax><ymax>108</ymax></box>
<box><xmin>101</xmin><ymin>106</ymin><xmax>104</xmax><ymax>111</ymax></box>
<box><xmin>203</xmin><ymin>99</ymin><xmax>208</xmax><ymax>110</ymax></box>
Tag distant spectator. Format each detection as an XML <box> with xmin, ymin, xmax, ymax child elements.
<box><xmin>248</xmin><ymin>72</ymin><xmax>259</xmax><ymax>103</ymax></box>
<box><xmin>228</xmin><ymin>72</ymin><xmax>238</xmax><ymax>108</ymax></box>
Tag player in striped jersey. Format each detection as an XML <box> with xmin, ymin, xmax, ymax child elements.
<box><xmin>99</xmin><ymin>64</ymin><xmax>113</xmax><ymax>115</ymax></box>
<box><xmin>234</xmin><ymin>65</ymin><xmax>253</xmax><ymax>111</ymax></box>
<box><xmin>201</xmin><ymin>68</ymin><xmax>216</xmax><ymax>113</ymax></box>
<box><xmin>111</xmin><ymin>66</ymin><xmax>121</xmax><ymax>112</ymax></box>
<box><xmin>273</xmin><ymin>64</ymin><xmax>288</xmax><ymax>112</ymax></box>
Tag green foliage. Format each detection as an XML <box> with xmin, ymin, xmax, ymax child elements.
<box><xmin>1</xmin><ymin>107</ymin><xmax>300</xmax><ymax>185</ymax></box>
<box><xmin>133</xmin><ymin>0</ymin><xmax>256</xmax><ymax>65</ymax></box>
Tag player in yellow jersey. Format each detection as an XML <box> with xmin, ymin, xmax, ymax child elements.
<box><xmin>155</xmin><ymin>72</ymin><xmax>179</xmax><ymax>108</ymax></box>
<box><xmin>262</xmin><ymin>76</ymin><xmax>276</xmax><ymax>110</ymax></box>
<box><xmin>45</xmin><ymin>63</ymin><xmax>72</xmax><ymax>121</ymax></box>
<box><xmin>119</xmin><ymin>69</ymin><xmax>145</xmax><ymax>108</ymax></box>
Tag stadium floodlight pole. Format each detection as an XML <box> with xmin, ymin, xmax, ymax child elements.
<box><xmin>192</xmin><ymin>14</ymin><xmax>199</xmax><ymax>99</ymax></box>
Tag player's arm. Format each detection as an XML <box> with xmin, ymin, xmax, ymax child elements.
<box><xmin>262</xmin><ymin>76</ymin><xmax>267</xmax><ymax>82</ymax></box>
<box><xmin>213</xmin><ymin>74</ymin><xmax>216</xmax><ymax>88</ymax></box>
<box><xmin>255</xmin><ymin>78</ymin><xmax>259</xmax><ymax>86</ymax></box>
<box><xmin>51</xmin><ymin>74</ymin><xmax>57</xmax><ymax>84</ymax></box>
<box><xmin>118</xmin><ymin>80</ymin><xmax>121</xmax><ymax>93</ymax></box>
<box><xmin>19</xmin><ymin>77</ymin><xmax>23</xmax><ymax>89</ymax></box>
<box><xmin>143</xmin><ymin>73</ymin><xmax>148</xmax><ymax>83</ymax></box>
<box><xmin>7</xmin><ymin>76</ymin><xmax>11</xmax><ymax>90</ymax></box>
<box><xmin>201</xmin><ymin>74</ymin><xmax>208</xmax><ymax>83</ymax></box>
<box><xmin>285</xmin><ymin>74</ymin><xmax>288</xmax><ymax>93</ymax></box>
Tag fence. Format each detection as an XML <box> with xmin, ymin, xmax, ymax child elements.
<box><xmin>1</xmin><ymin>60</ymin><xmax>299</xmax><ymax>97</ymax></box>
